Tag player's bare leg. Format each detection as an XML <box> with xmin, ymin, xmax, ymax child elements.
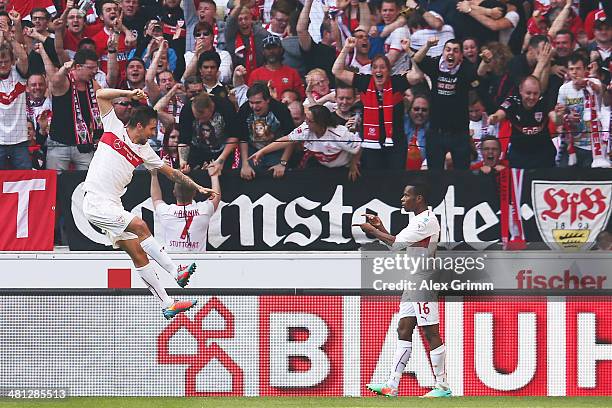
<box><xmin>125</xmin><ymin>217</ymin><xmax>197</xmax><ymax>287</ymax></box>
<box><xmin>367</xmin><ymin>317</ymin><xmax>417</xmax><ymax>397</ymax></box>
<box><xmin>420</xmin><ymin>323</ymin><xmax>451</xmax><ymax>398</ymax></box>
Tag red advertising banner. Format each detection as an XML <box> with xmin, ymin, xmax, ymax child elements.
<box><xmin>0</xmin><ymin>170</ymin><xmax>56</xmax><ymax>251</ymax></box>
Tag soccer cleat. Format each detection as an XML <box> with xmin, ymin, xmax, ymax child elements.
<box><xmin>176</xmin><ymin>263</ymin><xmax>197</xmax><ymax>288</ymax></box>
<box><xmin>366</xmin><ymin>383</ymin><xmax>398</xmax><ymax>397</ymax></box>
<box><xmin>420</xmin><ymin>384</ymin><xmax>452</xmax><ymax>398</ymax></box>
<box><xmin>163</xmin><ymin>299</ymin><xmax>198</xmax><ymax>320</ymax></box>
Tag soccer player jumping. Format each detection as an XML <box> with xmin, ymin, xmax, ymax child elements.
<box><xmin>354</xmin><ymin>184</ymin><xmax>451</xmax><ymax>398</ymax></box>
<box><xmin>83</xmin><ymin>88</ymin><xmax>218</xmax><ymax>319</ymax></box>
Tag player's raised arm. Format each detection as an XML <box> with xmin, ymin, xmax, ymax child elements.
<box><xmin>149</xmin><ymin>170</ymin><xmax>164</xmax><ymax>210</ymax></box>
<box><xmin>157</xmin><ymin>163</ymin><xmax>220</xmax><ymax>198</ymax></box>
<box><xmin>96</xmin><ymin>88</ymin><xmax>146</xmax><ymax>116</ymax></box>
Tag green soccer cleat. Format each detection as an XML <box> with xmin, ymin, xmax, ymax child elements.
<box><xmin>366</xmin><ymin>383</ymin><xmax>398</xmax><ymax>397</ymax></box>
<box><xmin>176</xmin><ymin>263</ymin><xmax>197</xmax><ymax>288</ymax></box>
<box><xmin>163</xmin><ymin>299</ymin><xmax>198</xmax><ymax>320</ymax></box>
<box><xmin>420</xmin><ymin>384</ymin><xmax>452</xmax><ymax>398</ymax></box>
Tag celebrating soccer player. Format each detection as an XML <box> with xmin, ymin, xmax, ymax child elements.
<box><xmin>354</xmin><ymin>184</ymin><xmax>451</xmax><ymax>398</ymax></box>
<box><xmin>82</xmin><ymin>88</ymin><xmax>219</xmax><ymax>319</ymax></box>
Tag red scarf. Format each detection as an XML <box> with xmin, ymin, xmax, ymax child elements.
<box><xmin>405</xmin><ymin>125</ymin><xmax>423</xmax><ymax>170</ymax></box>
<box><xmin>69</xmin><ymin>72</ymin><xmax>102</xmax><ymax>146</ymax></box>
<box><xmin>499</xmin><ymin>168</ymin><xmax>526</xmax><ymax>250</ymax></box>
<box><xmin>585</xmin><ymin>87</ymin><xmax>611</xmax><ymax>168</ymax></box>
<box><xmin>362</xmin><ymin>77</ymin><xmax>398</xmax><ymax>146</ymax></box>
<box><xmin>235</xmin><ymin>33</ymin><xmax>257</xmax><ymax>79</ymax></box>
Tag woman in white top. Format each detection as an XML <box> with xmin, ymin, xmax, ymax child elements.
<box><xmin>248</xmin><ymin>105</ymin><xmax>362</xmax><ymax>178</ymax></box>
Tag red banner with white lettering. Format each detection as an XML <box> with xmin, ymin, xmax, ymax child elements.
<box><xmin>0</xmin><ymin>170</ymin><xmax>56</xmax><ymax>251</ymax></box>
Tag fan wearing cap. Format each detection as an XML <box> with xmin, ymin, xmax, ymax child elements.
<box><xmin>225</xmin><ymin>0</ymin><xmax>269</xmax><ymax>79</ymax></box>
<box><xmin>247</xmin><ymin>34</ymin><xmax>305</xmax><ymax>100</ymax></box>
<box><xmin>587</xmin><ymin>18</ymin><xmax>612</xmax><ymax>62</ymax></box>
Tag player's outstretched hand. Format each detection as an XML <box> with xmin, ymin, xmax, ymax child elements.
<box><xmin>129</xmin><ymin>89</ymin><xmax>146</xmax><ymax>101</ymax></box>
<box><xmin>352</xmin><ymin>222</ymin><xmax>377</xmax><ymax>234</ymax></box>
<box><xmin>198</xmin><ymin>186</ymin><xmax>219</xmax><ymax>198</ymax></box>
<box><xmin>361</xmin><ymin>213</ymin><xmax>382</xmax><ymax>228</ymax></box>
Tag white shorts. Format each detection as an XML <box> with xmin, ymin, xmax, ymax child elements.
<box><xmin>398</xmin><ymin>301</ymin><xmax>440</xmax><ymax>326</ymax></box>
<box><xmin>82</xmin><ymin>193</ymin><xmax>138</xmax><ymax>248</ymax></box>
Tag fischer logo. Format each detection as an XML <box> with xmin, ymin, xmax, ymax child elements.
<box><xmin>532</xmin><ymin>181</ymin><xmax>612</xmax><ymax>250</ymax></box>
<box><xmin>515</xmin><ymin>269</ymin><xmax>607</xmax><ymax>289</ymax></box>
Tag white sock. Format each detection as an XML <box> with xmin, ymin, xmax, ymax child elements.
<box><xmin>387</xmin><ymin>340</ymin><xmax>412</xmax><ymax>389</ymax></box>
<box><xmin>140</xmin><ymin>236</ymin><xmax>179</xmax><ymax>279</ymax></box>
<box><xmin>429</xmin><ymin>344</ymin><xmax>447</xmax><ymax>387</ymax></box>
<box><xmin>136</xmin><ymin>263</ymin><xmax>174</xmax><ymax>309</ymax></box>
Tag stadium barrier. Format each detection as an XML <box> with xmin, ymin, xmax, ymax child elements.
<box><xmin>53</xmin><ymin>168</ymin><xmax>612</xmax><ymax>251</ymax></box>
<box><xmin>0</xmin><ymin>252</ymin><xmax>610</xmax><ymax>397</ymax></box>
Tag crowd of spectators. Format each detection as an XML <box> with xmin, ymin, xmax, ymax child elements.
<box><xmin>0</xmin><ymin>0</ymin><xmax>611</xmax><ymax>176</ymax></box>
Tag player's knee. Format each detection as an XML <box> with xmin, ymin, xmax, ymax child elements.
<box><xmin>397</xmin><ymin>326</ymin><xmax>412</xmax><ymax>340</ymax></box>
<box><xmin>131</xmin><ymin>218</ymin><xmax>150</xmax><ymax>238</ymax></box>
<box><xmin>423</xmin><ymin>328</ymin><xmax>441</xmax><ymax>345</ymax></box>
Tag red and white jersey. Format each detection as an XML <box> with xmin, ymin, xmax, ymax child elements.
<box><xmin>26</xmin><ymin>96</ymin><xmax>53</xmax><ymax>129</ymax></box>
<box><xmin>0</xmin><ymin>66</ymin><xmax>28</xmax><ymax>145</ymax></box>
<box><xmin>288</xmin><ymin>123</ymin><xmax>361</xmax><ymax>167</ymax></box>
<box><xmin>155</xmin><ymin>200</ymin><xmax>215</xmax><ymax>253</ymax></box>
<box><xmin>388</xmin><ymin>209</ymin><xmax>440</xmax><ymax>257</ymax></box>
<box><xmin>84</xmin><ymin>110</ymin><xmax>163</xmax><ymax>202</ymax></box>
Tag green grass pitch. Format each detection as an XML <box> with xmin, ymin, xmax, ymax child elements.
<box><xmin>0</xmin><ymin>397</ymin><xmax>610</xmax><ymax>408</ymax></box>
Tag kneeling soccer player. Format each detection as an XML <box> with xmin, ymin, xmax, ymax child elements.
<box><xmin>354</xmin><ymin>184</ymin><xmax>451</xmax><ymax>398</ymax></box>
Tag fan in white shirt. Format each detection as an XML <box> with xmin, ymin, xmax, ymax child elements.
<box><xmin>83</xmin><ymin>88</ymin><xmax>218</xmax><ymax>320</ymax></box>
<box><xmin>150</xmin><ymin>165</ymin><xmax>221</xmax><ymax>253</ymax></box>
<box><xmin>248</xmin><ymin>105</ymin><xmax>362</xmax><ymax>179</ymax></box>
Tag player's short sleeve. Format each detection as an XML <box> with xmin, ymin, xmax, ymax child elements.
<box><xmin>155</xmin><ymin>201</ymin><xmax>171</xmax><ymax>215</ymax></box>
<box><xmin>389</xmin><ymin>218</ymin><xmax>439</xmax><ymax>251</ymax></box>
<box><xmin>197</xmin><ymin>200</ymin><xmax>215</xmax><ymax>215</ymax></box>
<box><xmin>140</xmin><ymin>144</ymin><xmax>164</xmax><ymax>170</ymax></box>
<box><xmin>102</xmin><ymin>109</ymin><xmax>125</xmax><ymax>135</ymax></box>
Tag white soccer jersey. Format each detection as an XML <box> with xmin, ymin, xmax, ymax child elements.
<box><xmin>84</xmin><ymin>109</ymin><xmax>163</xmax><ymax>202</ymax></box>
<box><xmin>288</xmin><ymin>123</ymin><xmax>361</xmax><ymax>167</ymax></box>
<box><xmin>388</xmin><ymin>209</ymin><xmax>440</xmax><ymax>256</ymax></box>
<box><xmin>155</xmin><ymin>200</ymin><xmax>215</xmax><ymax>253</ymax></box>
<box><xmin>0</xmin><ymin>66</ymin><xmax>28</xmax><ymax>145</ymax></box>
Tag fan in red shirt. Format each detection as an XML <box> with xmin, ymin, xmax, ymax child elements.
<box><xmin>90</xmin><ymin>0</ymin><xmax>137</xmax><ymax>80</ymax></box>
<box><xmin>470</xmin><ymin>136</ymin><xmax>508</xmax><ymax>174</ymax></box>
<box><xmin>247</xmin><ymin>35</ymin><xmax>305</xmax><ymax>100</ymax></box>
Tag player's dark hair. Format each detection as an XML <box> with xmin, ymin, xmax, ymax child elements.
<box><xmin>247</xmin><ymin>82</ymin><xmax>272</xmax><ymax>100</ymax></box>
<box><xmin>410</xmin><ymin>182</ymin><xmax>429</xmax><ymax>204</ymax></box>
<box><xmin>128</xmin><ymin>105</ymin><xmax>158</xmax><ymax>128</ymax></box>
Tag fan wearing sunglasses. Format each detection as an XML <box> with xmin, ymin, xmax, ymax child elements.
<box><xmin>183</xmin><ymin>21</ymin><xmax>233</xmax><ymax>84</ymax></box>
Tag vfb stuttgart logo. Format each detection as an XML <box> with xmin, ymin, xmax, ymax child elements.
<box><xmin>532</xmin><ymin>181</ymin><xmax>612</xmax><ymax>250</ymax></box>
